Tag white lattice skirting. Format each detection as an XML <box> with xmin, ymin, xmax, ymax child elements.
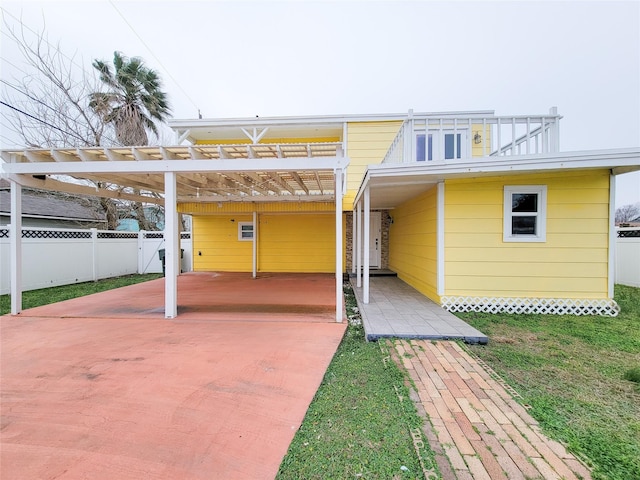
<box><xmin>441</xmin><ymin>296</ymin><xmax>620</xmax><ymax>317</ymax></box>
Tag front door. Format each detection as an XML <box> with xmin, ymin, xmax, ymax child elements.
<box><xmin>369</xmin><ymin>212</ymin><xmax>381</xmax><ymax>269</ymax></box>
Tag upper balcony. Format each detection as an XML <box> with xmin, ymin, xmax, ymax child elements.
<box><xmin>382</xmin><ymin>107</ymin><xmax>562</xmax><ymax>165</ymax></box>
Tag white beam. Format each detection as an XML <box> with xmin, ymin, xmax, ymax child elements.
<box><xmin>10</xmin><ymin>181</ymin><xmax>22</xmax><ymax>314</ymax></box>
<box><xmin>164</xmin><ymin>172</ymin><xmax>178</xmax><ymax>319</ymax></box>
<box><xmin>2</xmin><ymin>156</ymin><xmax>347</xmax><ymax>175</ymax></box>
<box><xmin>335</xmin><ymin>168</ymin><xmax>343</xmax><ymax>322</ymax></box>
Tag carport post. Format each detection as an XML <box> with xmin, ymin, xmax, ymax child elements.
<box><xmin>335</xmin><ymin>167</ymin><xmax>343</xmax><ymax>322</ymax></box>
<box><xmin>164</xmin><ymin>172</ymin><xmax>178</xmax><ymax>318</ymax></box>
<box><xmin>10</xmin><ymin>180</ymin><xmax>22</xmax><ymax>314</ymax></box>
<box><xmin>252</xmin><ymin>211</ymin><xmax>257</xmax><ymax>279</ymax></box>
<box><xmin>363</xmin><ymin>186</ymin><xmax>370</xmax><ymax>304</ymax></box>
<box><xmin>356</xmin><ymin>200</ymin><xmax>362</xmax><ymax>288</ymax></box>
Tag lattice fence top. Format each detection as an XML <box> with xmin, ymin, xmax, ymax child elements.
<box><xmin>441</xmin><ymin>296</ymin><xmax>620</xmax><ymax>317</ymax></box>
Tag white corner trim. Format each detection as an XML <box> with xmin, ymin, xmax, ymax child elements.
<box><xmin>608</xmin><ymin>174</ymin><xmax>616</xmax><ymax>298</ymax></box>
<box><xmin>437</xmin><ymin>182</ymin><xmax>445</xmax><ymax>296</ymax></box>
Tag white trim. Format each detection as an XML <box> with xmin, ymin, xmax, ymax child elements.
<box><xmin>441</xmin><ymin>295</ymin><xmax>620</xmax><ymax>317</ymax></box>
<box><xmin>353</xmin><ymin>147</ymin><xmax>640</xmax><ymax>207</ymax></box>
<box><xmin>608</xmin><ymin>175</ymin><xmax>616</xmax><ymax>298</ymax></box>
<box><xmin>335</xmin><ymin>168</ymin><xmax>343</xmax><ymax>323</ymax></box>
<box><xmin>363</xmin><ymin>187</ymin><xmax>370</xmax><ymax>304</ymax></box>
<box><xmin>503</xmin><ymin>185</ymin><xmax>547</xmax><ymax>243</ymax></box>
<box><xmin>164</xmin><ymin>172</ymin><xmax>178</xmax><ymax>319</ymax></box>
<box><xmin>356</xmin><ymin>201</ymin><xmax>362</xmax><ymax>288</ymax></box>
<box><xmin>10</xmin><ymin>181</ymin><xmax>22</xmax><ymax>315</ymax></box>
<box><xmin>437</xmin><ymin>182</ymin><xmax>445</xmax><ymax>296</ymax></box>
<box><xmin>351</xmin><ymin>210</ymin><xmax>356</xmax><ymax>274</ymax></box>
<box><xmin>252</xmin><ymin>212</ymin><xmax>257</xmax><ymax>279</ymax></box>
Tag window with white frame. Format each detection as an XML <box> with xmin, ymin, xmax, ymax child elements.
<box><xmin>416</xmin><ymin>130</ymin><xmax>467</xmax><ymax>161</ymax></box>
<box><xmin>238</xmin><ymin>222</ymin><xmax>254</xmax><ymax>241</ymax></box>
<box><xmin>503</xmin><ymin>185</ymin><xmax>547</xmax><ymax>242</ymax></box>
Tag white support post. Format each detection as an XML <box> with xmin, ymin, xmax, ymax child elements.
<box><xmin>351</xmin><ymin>210</ymin><xmax>356</xmax><ymax>275</ymax></box>
<box><xmin>437</xmin><ymin>182</ymin><xmax>445</xmax><ymax>296</ymax></box>
<box><xmin>252</xmin><ymin>211</ymin><xmax>257</xmax><ymax>279</ymax></box>
<box><xmin>164</xmin><ymin>172</ymin><xmax>178</xmax><ymax>318</ymax></box>
<box><xmin>137</xmin><ymin>231</ymin><xmax>144</xmax><ymax>274</ymax></box>
<box><xmin>453</xmin><ymin>118</ymin><xmax>458</xmax><ymax>159</ymax></box>
<box><xmin>496</xmin><ymin>117</ymin><xmax>502</xmax><ymax>156</ymax></box>
<box><xmin>550</xmin><ymin>106</ymin><xmax>559</xmax><ymax>152</ymax></box>
<box><xmin>356</xmin><ymin>200</ymin><xmax>362</xmax><ymax>288</ymax></box>
<box><xmin>10</xmin><ymin>181</ymin><xmax>22</xmax><ymax>315</ymax></box>
<box><xmin>91</xmin><ymin>228</ymin><xmax>98</xmax><ymax>281</ymax></box>
<box><xmin>363</xmin><ymin>186</ymin><xmax>370</xmax><ymax>304</ymax></box>
<box><xmin>608</xmin><ymin>174</ymin><xmax>616</xmax><ymax>299</ymax></box>
<box><xmin>335</xmin><ymin>168</ymin><xmax>343</xmax><ymax>322</ymax></box>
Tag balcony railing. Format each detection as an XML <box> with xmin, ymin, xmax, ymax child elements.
<box><xmin>382</xmin><ymin>107</ymin><xmax>562</xmax><ymax>164</ymax></box>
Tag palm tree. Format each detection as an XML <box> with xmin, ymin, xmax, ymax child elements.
<box><xmin>90</xmin><ymin>51</ymin><xmax>170</xmax><ymax>146</ymax></box>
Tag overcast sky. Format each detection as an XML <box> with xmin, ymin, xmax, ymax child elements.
<box><xmin>1</xmin><ymin>0</ymin><xmax>638</xmax><ymax>206</ymax></box>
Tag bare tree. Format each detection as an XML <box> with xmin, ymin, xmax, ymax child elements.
<box><xmin>616</xmin><ymin>203</ymin><xmax>640</xmax><ymax>224</ymax></box>
<box><xmin>1</xmin><ymin>20</ymin><xmax>167</xmax><ymax>230</ymax></box>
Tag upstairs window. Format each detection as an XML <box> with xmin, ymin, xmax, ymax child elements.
<box><xmin>503</xmin><ymin>186</ymin><xmax>547</xmax><ymax>242</ymax></box>
<box><xmin>416</xmin><ymin>130</ymin><xmax>466</xmax><ymax>161</ymax></box>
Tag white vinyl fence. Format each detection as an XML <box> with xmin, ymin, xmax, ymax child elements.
<box><xmin>0</xmin><ymin>226</ymin><xmax>192</xmax><ymax>295</ymax></box>
<box><xmin>616</xmin><ymin>228</ymin><xmax>640</xmax><ymax>288</ymax></box>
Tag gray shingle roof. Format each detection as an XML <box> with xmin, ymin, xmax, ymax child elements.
<box><xmin>0</xmin><ymin>180</ymin><xmax>106</xmax><ymax>222</ymax></box>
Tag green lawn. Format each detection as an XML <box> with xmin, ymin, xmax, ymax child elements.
<box><xmin>461</xmin><ymin>284</ymin><xmax>640</xmax><ymax>480</ymax></box>
<box><xmin>277</xmin><ymin>286</ymin><xmax>440</xmax><ymax>480</ymax></box>
<box><xmin>0</xmin><ymin>274</ymin><xmax>163</xmax><ymax>315</ymax></box>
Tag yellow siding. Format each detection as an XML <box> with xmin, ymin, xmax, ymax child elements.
<box><xmin>470</xmin><ymin>124</ymin><xmax>492</xmax><ymax>157</ymax></box>
<box><xmin>192</xmin><ymin>215</ymin><xmax>253</xmax><ymax>271</ymax></box>
<box><xmin>179</xmin><ymin>202</ymin><xmax>335</xmax><ymax>215</ymax></box>
<box><xmin>388</xmin><ymin>186</ymin><xmax>439</xmax><ymax>302</ymax></box>
<box><xmin>258</xmin><ymin>214</ymin><xmax>338</xmax><ymax>272</ymax></box>
<box><xmin>344</xmin><ymin>121</ymin><xmax>403</xmax><ymax>210</ymax></box>
<box><xmin>192</xmin><ymin>212</ymin><xmax>345</xmax><ymax>273</ymax></box>
<box><xmin>444</xmin><ymin>170</ymin><xmax>611</xmax><ymax>298</ymax></box>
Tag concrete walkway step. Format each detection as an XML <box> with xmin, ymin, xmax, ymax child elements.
<box><xmin>351</xmin><ymin>277</ymin><xmax>488</xmax><ymax>344</ymax></box>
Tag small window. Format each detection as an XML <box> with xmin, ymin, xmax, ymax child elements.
<box><xmin>238</xmin><ymin>222</ymin><xmax>254</xmax><ymax>241</ymax></box>
<box><xmin>503</xmin><ymin>186</ymin><xmax>547</xmax><ymax>242</ymax></box>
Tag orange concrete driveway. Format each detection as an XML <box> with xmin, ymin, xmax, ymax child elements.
<box><xmin>1</xmin><ymin>273</ymin><xmax>346</xmax><ymax>479</ymax></box>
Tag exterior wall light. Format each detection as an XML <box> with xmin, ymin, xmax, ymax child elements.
<box><xmin>473</xmin><ymin>132</ymin><xmax>482</xmax><ymax>144</ymax></box>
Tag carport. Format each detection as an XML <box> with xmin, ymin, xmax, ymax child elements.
<box><xmin>1</xmin><ymin>143</ymin><xmax>348</xmax><ymax>321</ymax></box>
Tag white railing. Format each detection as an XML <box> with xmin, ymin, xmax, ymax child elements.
<box><xmin>382</xmin><ymin>107</ymin><xmax>562</xmax><ymax>164</ymax></box>
<box><xmin>0</xmin><ymin>226</ymin><xmax>192</xmax><ymax>295</ymax></box>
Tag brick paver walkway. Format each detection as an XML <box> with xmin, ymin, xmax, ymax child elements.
<box><xmin>391</xmin><ymin>339</ymin><xmax>592</xmax><ymax>480</ymax></box>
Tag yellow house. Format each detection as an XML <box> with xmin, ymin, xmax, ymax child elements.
<box><xmin>3</xmin><ymin>107</ymin><xmax>639</xmax><ymax>318</ymax></box>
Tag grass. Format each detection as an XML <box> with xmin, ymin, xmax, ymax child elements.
<box><xmin>0</xmin><ymin>274</ymin><xmax>163</xmax><ymax>315</ymax></box>
<box><xmin>460</xmin><ymin>284</ymin><xmax>640</xmax><ymax>480</ymax></box>
<box><xmin>276</xmin><ymin>285</ymin><xmax>440</xmax><ymax>480</ymax></box>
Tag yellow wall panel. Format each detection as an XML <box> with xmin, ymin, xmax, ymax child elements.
<box><xmin>443</xmin><ymin>169</ymin><xmax>612</xmax><ymax>298</ymax></box>
<box><xmin>258</xmin><ymin>214</ymin><xmax>337</xmax><ymax>272</ymax></box>
<box><xmin>389</xmin><ymin>186</ymin><xmax>439</xmax><ymax>302</ymax></box>
<box><xmin>192</xmin><ymin>213</ymin><xmax>343</xmax><ymax>273</ymax></box>
<box><xmin>345</xmin><ymin>121</ymin><xmax>403</xmax><ymax>210</ymax></box>
<box><xmin>192</xmin><ymin>215</ymin><xmax>253</xmax><ymax>271</ymax></box>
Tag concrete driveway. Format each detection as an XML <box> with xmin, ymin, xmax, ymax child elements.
<box><xmin>1</xmin><ymin>273</ymin><xmax>346</xmax><ymax>479</ymax></box>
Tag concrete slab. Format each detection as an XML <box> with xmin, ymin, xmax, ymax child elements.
<box><xmin>1</xmin><ymin>273</ymin><xmax>346</xmax><ymax>479</ymax></box>
<box><xmin>351</xmin><ymin>276</ymin><xmax>488</xmax><ymax>344</ymax></box>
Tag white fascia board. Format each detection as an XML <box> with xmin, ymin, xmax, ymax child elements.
<box><xmin>2</xmin><ymin>156</ymin><xmax>349</xmax><ymax>175</ymax></box>
<box><xmin>353</xmin><ymin>148</ymin><xmax>640</xmax><ymax>206</ymax></box>
<box><xmin>167</xmin><ymin>110</ymin><xmax>497</xmax><ymax>130</ymax></box>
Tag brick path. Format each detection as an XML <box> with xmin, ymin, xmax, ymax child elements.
<box><xmin>391</xmin><ymin>339</ymin><xmax>592</xmax><ymax>480</ymax></box>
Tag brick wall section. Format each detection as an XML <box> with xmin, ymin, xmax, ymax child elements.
<box><xmin>345</xmin><ymin>210</ymin><xmax>391</xmax><ymax>271</ymax></box>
